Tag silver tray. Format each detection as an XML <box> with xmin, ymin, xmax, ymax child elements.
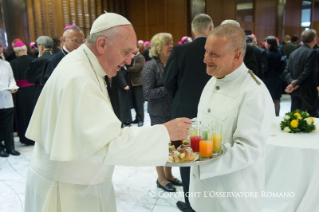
<box><xmin>165</xmin><ymin>145</ymin><xmax>227</xmax><ymax>167</ymax></box>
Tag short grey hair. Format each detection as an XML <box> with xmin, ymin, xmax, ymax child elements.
<box><xmin>301</xmin><ymin>29</ymin><xmax>317</xmax><ymax>43</ymax></box>
<box><xmin>209</xmin><ymin>24</ymin><xmax>246</xmax><ymax>57</ymax></box>
<box><xmin>13</xmin><ymin>45</ymin><xmax>27</xmax><ymax>53</ymax></box>
<box><xmin>86</xmin><ymin>26</ymin><xmax>119</xmax><ymax>46</ymax></box>
<box><xmin>191</xmin><ymin>14</ymin><xmax>213</xmax><ymax>34</ymax></box>
<box><xmin>36</xmin><ymin>36</ymin><xmax>53</xmax><ymax>48</ymax></box>
<box><xmin>221</xmin><ymin>20</ymin><xmax>241</xmax><ymax>27</ymax></box>
<box><xmin>149</xmin><ymin>33</ymin><xmax>173</xmax><ymax>58</ymax></box>
<box><xmin>246</xmin><ymin>35</ymin><xmax>253</xmax><ymax>44</ymax></box>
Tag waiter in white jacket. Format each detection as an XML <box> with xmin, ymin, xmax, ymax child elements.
<box><xmin>189</xmin><ymin>24</ymin><xmax>275</xmax><ymax>211</ymax></box>
<box><xmin>24</xmin><ymin>13</ymin><xmax>191</xmax><ymax>212</ymax></box>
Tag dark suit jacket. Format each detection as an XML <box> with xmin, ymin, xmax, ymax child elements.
<box><xmin>25</xmin><ymin>51</ymin><xmax>54</xmax><ymax>106</ymax></box>
<box><xmin>163</xmin><ymin>37</ymin><xmax>211</xmax><ymax>119</ymax></box>
<box><xmin>316</xmin><ymin>49</ymin><xmax>319</xmax><ymax>109</ymax></box>
<box><xmin>283</xmin><ymin>44</ymin><xmax>317</xmax><ymax>97</ymax></box>
<box><xmin>106</xmin><ymin>67</ymin><xmax>132</xmax><ymax>123</ymax></box>
<box><xmin>258</xmin><ymin>47</ymin><xmax>268</xmax><ymax>78</ymax></box>
<box><xmin>248</xmin><ymin>44</ymin><xmax>267</xmax><ymax>79</ymax></box>
<box><xmin>127</xmin><ymin>53</ymin><xmax>145</xmax><ymax>86</ymax></box>
<box><xmin>42</xmin><ymin>49</ymin><xmax>67</xmax><ymax>84</ymax></box>
<box><xmin>142</xmin><ymin>48</ymin><xmax>151</xmax><ymax>62</ymax></box>
<box><xmin>244</xmin><ymin>45</ymin><xmax>259</xmax><ymax>77</ymax></box>
<box><xmin>266</xmin><ymin>49</ymin><xmax>282</xmax><ymax>76</ymax></box>
<box><xmin>282</xmin><ymin>42</ymin><xmax>298</xmax><ymax>59</ymax></box>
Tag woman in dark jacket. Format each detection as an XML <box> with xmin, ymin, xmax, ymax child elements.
<box><xmin>142</xmin><ymin>33</ymin><xmax>182</xmax><ymax>192</ymax></box>
<box><xmin>264</xmin><ymin>36</ymin><xmax>283</xmax><ymax>116</ymax></box>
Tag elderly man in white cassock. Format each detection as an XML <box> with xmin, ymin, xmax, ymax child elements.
<box><xmin>188</xmin><ymin>24</ymin><xmax>275</xmax><ymax>211</ymax></box>
<box><xmin>24</xmin><ymin>13</ymin><xmax>191</xmax><ymax>212</ymax></box>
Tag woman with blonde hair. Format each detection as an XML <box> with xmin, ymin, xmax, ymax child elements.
<box><xmin>142</xmin><ymin>33</ymin><xmax>182</xmax><ymax>192</ymax></box>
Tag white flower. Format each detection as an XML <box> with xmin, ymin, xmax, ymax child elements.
<box><xmin>298</xmin><ymin>117</ymin><xmax>302</xmax><ymax>120</ymax></box>
<box><xmin>284</xmin><ymin>115</ymin><xmax>290</xmax><ymax>120</ymax></box>
<box><xmin>304</xmin><ymin>118</ymin><xmax>312</xmax><ymax>125</ymax></box>
<box><xmin>283</xmin><ymin>127</ymin><xmax>291</xmax><ymax>133</ymax></box>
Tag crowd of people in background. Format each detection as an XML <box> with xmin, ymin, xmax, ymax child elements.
<box><xmin>0</xmin><ymin>13</ymin><xmax>319</xmax><ymax>212</ymax></box>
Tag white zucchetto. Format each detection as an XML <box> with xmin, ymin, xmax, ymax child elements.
<box><xmin>90</xmin><ymin>12</ymin><xmax>131</xmax><ymax>34</ymax></box>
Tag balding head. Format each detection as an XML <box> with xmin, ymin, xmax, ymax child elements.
<box><xmin>204</xmin><ymin>24</ymin><xmax>246</xmax><ymax>78</ymax></box>
<box><xmin>209</xmin><ymin>24</ymin><xmax>246</xmax><ymax>56</ymax></box>
<box><xmin>301</xmin><ymin>29</ymin><xmax>317</xmax><ymax>44</ymax></box>
<box><xmin>221</xmin><ymin>20</ymin><xmax>240</xmax><ymax>27</ymax></box>
<box><xmin>62</xmin><ymin>26</ymin><xmax>84</xmax><ymax>52</ymax></box>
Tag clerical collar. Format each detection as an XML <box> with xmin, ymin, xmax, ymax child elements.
<box><xmin>43</xmin><ymin>50</ymin><xmax>52</xmax><ymax>55</ymax></box>
<box><xmin>62</xmin><ymin>46</ymin><xmax>69</xmax><ymax>55</ymax></box>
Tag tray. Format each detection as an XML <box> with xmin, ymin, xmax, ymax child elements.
<box><xmin>165</xmin><ymin>145</ymin><xmax>227</xmax><ymax>167</ymax></box>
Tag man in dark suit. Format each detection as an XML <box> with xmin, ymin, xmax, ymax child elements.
<box><xmin>10</xmin><ymin>42</ymin><xmax>35</xmax><ymax>145</ymax></box>
<box><xmin>142</xmin><ymin>41</ymin><xmax>151</xmax><ymax>62</ymax></box>
<box><xmin>315</xmin><ymin>48</ymin><xmax>319</xmax><ymax>117</ymax></box>
<box><xmin>164</xmin><ymin>14</ymin><xmax>213</xmax><ymax>212</ymax></box>
<box><xmin>246</xmin><ymin>35</ymin><xmax>267</xmax><ymax>80</ymax></box>
<box><xmin>282</xmin><ymin>35</ymin><xmax>298</xmax><ymax>59</ymax></box>
<box><xmin>284</xmin><ymin>29</ymin><xmax>318</xmax><ymax>117</ymax></box>
<box><xmin>42</xmin><ymin>25</ymin><xmax>84</xmax><ymax>84</ymax></box>
<box><xmin>127</xmin><ymin>47</ymin><xmax>145</xmax><ymax>126</ymax></box>
<box><xmin>25</xmin><ymin>36</ymin><xmax>54</xmax><ymax>108</ymax></box>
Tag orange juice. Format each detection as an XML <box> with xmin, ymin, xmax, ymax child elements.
<box><xmin>213</xmin><ymin>134</ymin><xmax>222</xmax><ymax>152</ymax></box>
<box><xmin>199</xmin><ymin>140</ymin><xmax>213</xmax><ymax>157</ymax></box>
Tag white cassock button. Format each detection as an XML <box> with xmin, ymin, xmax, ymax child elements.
<box><xmin>216</xmin><ymin>86</ymin><xmax>220</xmax><ymax>90</ymax></box>
<box><xmin>208</xmin><ymin>108</ymin><xmax>211</xmax><ymax>113</ymax></box>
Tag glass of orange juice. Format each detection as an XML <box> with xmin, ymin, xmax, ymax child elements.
<box><xmin>199</xmin><ymin>126</ymin><xmax>213</xmax><ymax>159</ymax></box>
<box><xmin>213</xmin><ymin>123</ymin><xmax>222</xmax><ymax>155</ymax></box>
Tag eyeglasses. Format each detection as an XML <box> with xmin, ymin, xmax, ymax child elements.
<box><xmin>65</xmin><ymin>37</ymin><xmax>85</xmax><ymax>44</ymax></box>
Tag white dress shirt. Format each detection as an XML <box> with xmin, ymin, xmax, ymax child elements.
<box><xmin>0</xmin><ymin>60</ymin><xmax>16</xmax><ymax>109</ymax></box>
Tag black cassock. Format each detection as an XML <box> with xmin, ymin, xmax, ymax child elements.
<box><xmin>25</xmin><ymin>51</ymin><xmax>54</xmax><ymax>108</ymax></box>
<box><xmin>106</xmin><ymin>67</ymin><xmax>132</xmax><ymax>125</ymax></box>
<box><xmin>42</xmin><ymin>49</ymin><xmax>68</xmax><ymax>84</ymax></box>
<box><xmin>10</xmin><ymin>55</ymin><xmax>35</xmax><ymax>145</ymax></box>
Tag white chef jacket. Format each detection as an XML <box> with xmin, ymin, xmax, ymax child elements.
<box><xmin>0</xmin><ymin>59</ymin><xmax>16</xmax><ymax>109</ymax></box>
<box><xmin>189</xmin><ymin>63</ymin><xmax>275</xmax><ymax>212</ymax></box>
<box><xmin>24</xmin><ymin>44</ymin><xmax>170</xmax><ymax>212</ymax></box>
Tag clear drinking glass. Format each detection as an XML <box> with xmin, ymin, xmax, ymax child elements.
<box><xmin>199</xmin><ymin>125</ymin><xmax>213</xmax><ymax>159</ymax></box>
<box><xmin>190</xmin><ymin>119</ymin><xmax>200</xmax><ymax>152</ymax></box>
<box><xmin>213</xmin><ymin>123</ymin><xmax>222</xmax><ymax>155</ymax></box>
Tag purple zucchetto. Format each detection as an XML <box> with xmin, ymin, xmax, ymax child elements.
<box><xmin>63</xmin><ymin>25</ymin><xmax>76</xmax><ymax>32</ymax></box>
<box><xmin>14</xmin><ymin>42</ymin><xmax>26</xmax><ymax>48</ymax></box>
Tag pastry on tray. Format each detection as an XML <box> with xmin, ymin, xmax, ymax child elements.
<box><xmin>168</xmin><ymin>144</ymin><xmax>195</xmax><ymax>163</ymax></box>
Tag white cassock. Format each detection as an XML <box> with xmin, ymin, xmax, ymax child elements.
<box><xmin>24</xmin><ymin>44</ymin><xmax>169</xmax><ymax>212</ymax></box>
<box><xmin>189</xmin><ymin>63</ymin><xmax>275</xmax><ymax>211</ymax></box>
